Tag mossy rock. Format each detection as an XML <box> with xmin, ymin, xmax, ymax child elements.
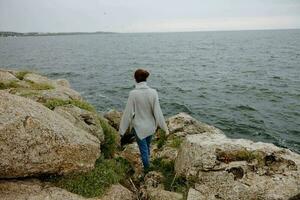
<box><xmin>41</xmin><ymin>157</ymin><xmax>133</xmax><ymax>198</ymax></box>
<box><xmin>43</xmin><ymin>98</ymin><xmax>95</xmax><ymax>112</ymax></box>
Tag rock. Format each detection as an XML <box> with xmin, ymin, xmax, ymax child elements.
<box><xmin>146</xmin><ymin>187</ymin><xmax>183</xmax><ymax>200</ymax></box>
<box><xmin>104</xmin><ymin>110</ymin><xmax>135</xmax><ymax>146</ymax></box>
<box><xmin>97</xmin><ymin>184</ymin><xmax>135</xmax><ymax>200</ymax></box>
<box><xmin>0</xmin><ymin>91</ymin><xmax>100</xmax><ymax>178</ymax></box>
<box><xmin>38</xmin><ymin>86</ymin><xmax>83</xmax><ymax>101</ymax></box>
<box><xmin>104</xmin><ymin>109</ymin><xmax>122</xmax><ymax>130</ymax></box>
<box><xmin>119</xmin><ymin>143</ymin><xmax>143</xmax><ymax>176</ymax></box>
<box><xmin>0</xmin><ymin>70</ymin><xmax>18</xmax><ymax>83</ymax></box>
<box><xmin>22</xmin><ymin>72</ymin><xmax>82</xmax><ymax>101</ymax></box>
<box><xmin>187</xmin><ymin>188</ymin><xmax>205</xmax><ymax>200</ymax></box>
<box><xmin>54</xmin><ymin>105</ymin><xmax>104</xmax><ymax>142</ymax></box>
<box><xmin>144</xmin><ymin>171</ymin><xmax>164</xmax><ymax>189</ymax></box>
<box><xmin>23</xmin><ymin>73</ymin><xmax>54</xmax><ymax>86</ymax></box>
<box><xmin>175</xmin><ymin>133</ymin><xmax>300</xmax><ymax>200</ymax></box>
<box><xmin>140</xmin><ymin>171</ymin><xmax>183</xmax><ymax>200</ymax></box>
<box><xmin>0</xmin><ymin>179</ymin><xmax>87</xmax><ymax>200</ymax></box>
<box><xmin>153</xmin><ymin>146</ymin><xmax>178</xmax><ymax>162</ymax></box>
<box><xmin>55</xmin><ymin>79</ymin><xmax>70</xmax><ymax>87</ymax></box>
<box><xmin>0</xmin><ymin>180</ymin><xmax>135</xmax><ymax>200</ymax></box>
<box><xmin>167</xmin><ymin>113</ymin><xmax>223</xmax><ymax>137</ymax></box>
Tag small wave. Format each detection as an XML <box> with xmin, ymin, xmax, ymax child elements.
<box><xmin>46</xmin><ymin>71</ymin><xmax>80</xmax><ymax>78</ymax></box>
<box><xmin>162</xmin><ymin>102</ymin><xmax>193</xmax><ymax>115</ymax></box>
<box><xmin>272</xmin><ymin>76</ymin><xmax>281</xmax><ymax>79</ymax></box>
<box><xmin>234</xmin><ymin>105</ymin><xmax>257</xmax><ymax>111</ymax></box>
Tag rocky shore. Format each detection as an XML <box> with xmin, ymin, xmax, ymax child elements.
<box><xmin>0</xmin><ymin>69</ymin><xmax>299</xmax><ymax>200</ymax></box>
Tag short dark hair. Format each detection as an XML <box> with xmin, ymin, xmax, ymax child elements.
<box><xmin>134</xmin><ymin>69</ymin><xmax>149</xmax><ymax>83</ymax></box>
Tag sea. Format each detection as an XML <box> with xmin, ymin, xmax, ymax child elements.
<box><xmin>0</xmin><ymin>29</ymin><xmax>299</xmax><ymax>153</ymax></box>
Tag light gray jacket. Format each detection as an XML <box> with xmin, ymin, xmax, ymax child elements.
<box><xmin>119</xmin><ymin>81</ymin><xmax>168</xmax><ymax>139</ymax></box>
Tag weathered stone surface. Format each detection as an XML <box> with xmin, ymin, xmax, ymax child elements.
<box><xmin>153</xmin><ymin>145</ymin><xmax>178</xmax><ymax>162</ymax></box>
<box><xmin>97</xmin><ymin>184</ymin><xmax>135</xmax><ymax>200</ymax></box>
<box><xmin>175</xmin><ymin>133</ymin><xmax>300</xmax><ymax>200</ymax></box>
<box><xmin>104</xmin><ymin>109</ymin><xmax>122</xmax><ymax>130</ymax></box>
<box><xmin>38</xmin><ymin>86</ymin><xmax>83</xmax><ymax>100</ymax></box>
<box><xmin>143</xmin><ymin>171</ymin><xmax>164</xmax><ymax>189</ymax></box>
<box><xmin>54</xmin><ymin>105</ymin><xmax>104</xmax><ymax>142</ymax></box>
<box><xmin>23</xmin><ymin>73</ymin><xmax>54</xmax><ymax>86</ymax></box>
<box><xmin>0</xmin><ymin>180</ymin><xmax>135</xmax><ymax>200</ymax></box>
<box><xmin>104</xmin><ymin>110</ymin><xmax>135</xmax><ymax>146</ymax></box>
<box><xmin>119</xmin><ymin>143</ymin><xmax>143</xmax><ymax>176</ymax></box>
<box><xmin>167</xmin><ymin>112</ymin><xmax>223</xmax><ymax>137</ymax></box>
<box><xmin>22</xmin><ymin>72</ymin><xmax>82</xmax><ymax>100</ymax></box>
<box><xmin>187</xmin><ymin>188</ymin><xmax>205</xmax><ymax>200</ymax></box>
<box><xmin>55</xmin><ymin>78</ymin><xmax>71</xmax><ymax>87</ymax></box>
<box><xmin>0</xmin><ymin>91</ymin><xmax>100</xmax><ymax>178</ymax></box>
<box><xmin>146</xmin><ymin>187</ymin><xmax>183</xmax><ymax>200</ymax></box>
<box><xmin>0</xmin><ymin>70</ymin><xmax>18</xmax><ymax>83</ymax></box>
<box><xmin>0</xmin><ymin>179</ymin><xmax>87</xmax><ymax>200</ymax></box>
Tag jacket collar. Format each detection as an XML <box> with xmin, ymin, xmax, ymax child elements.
<box><xmin>135</xmin><ymin>81</ymin><xmax>149</xmax><ymax>89</ymax></box>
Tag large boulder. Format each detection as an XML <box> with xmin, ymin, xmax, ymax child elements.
<box><xmin>0</xmin><ymin>70</ymin><xmax>18</xmax><ymax>83</ymax></box>
<box><xmin>0</xmin><ymin>180</ymin><xmax>135</xmax><ymax>200</ymax></box>
<box><xmin>104</xmin><ymin>110</ymin><xmax>135</xmax><ymax>146</ymax></box>
<box><xmin>0</xmin><ymin>91</ymin><xmax>100</xmax><ymax>178</ymax></box>
<box><xmin>140</xmin><ymin>171</ymin><xmax>183</xmax><ymax>200</ymax></box>
<box><xmin>119</xmin><ymin>143</ymin><xmax>143</xmax><ymax>176</ymax></box>
<box><xmin>54</xmin><ymin>105</ymin><xmax>104</xmax><ymax>142</ymax></box>
<box><xmin>175</xmin><ymin>133</ymin><xmax>300</xmax><ymax>200</ymax></box>
<box><xmin>104</xmin><ymin>109</ymin><xmax>122</xmax><ymax>130</ymax></box>
<box><xmin>146</xmin><ymin>187</ymin><xmax>183</xmax><ymax>200</ymax></box>
<box><xmin>167</xmin><ymin>113</ymin><xmax>223</xmax><ymax>137</ymax></box>
<box><xmin>0</xmin><ymin>179</ymin><xmax>87</xmax><ymax>200</ymax></box>
<box><xmin>97</xmin><ymin>184</ymin><xmax>135</xmax><ymax>200</ymax></box>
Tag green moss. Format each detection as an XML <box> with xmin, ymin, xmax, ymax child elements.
<box><xmin>169</xmin><ymin>137</ymin><xmax>183</xmax><ymax>149</ymax></box>
<box><xmin>0</xmin><ymin>80</ymin><xmax>20</xmax><ymax>90</ymax></box>
<box><xmin>27</xmin><ymin>81</ymin><xmax>54</xmax><ymax>90</ymax></box>
<box><xmin>150</xmin><ymin>158</ymin><xmax>188</xmax><ymax>196</ymax></box>
<box><xmin>154</xmin><ymin>129</ymin><xmax>168</xmax><ymax>149</ymax></box>
<box><xmin>15</xmin><ymin>71</ymin><xmax>30</xmax><ymax>80</ymax></box>
<box><xmin>98</xmin><ymin>117</ymin><xmax>119</xmax><ymax>159</ymax></box>
<box><xmin>70</xmin><ymin>99</ymin><xmax>95</xmax><ymax>112</ymax></box>
<box><xmin>42</xmin><ymin>157</ymin><xmax>133</xmax><ymax>198</ymax></box>
<box><xmin>43</xmin><ymin>98</ymin><xmax>69</xmax><ymax>110</ymax></box>
<box><xmin>19</xmin><ymin>91</ymin><xmax>40</xmax><ymax>97</ymax></box>
<box><xmin>43</xmin><ymin>98</ymin><xmax>95</xmax><ymax>112</ymax></box>
<box><xmin>0</xmin><ymin>79</ymin><xmax>53</xmax><ymax>91</ymax></box>
<box><xmin>216</xmin><ymin>149</ymin><xmax>265</xmax><ymax>164</ymax></box>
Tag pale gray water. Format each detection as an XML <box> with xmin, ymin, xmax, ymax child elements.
<box><xmin>0</xmin><ymin>29</ymin><xmax>299</xmax><ymax>152</ymax></box>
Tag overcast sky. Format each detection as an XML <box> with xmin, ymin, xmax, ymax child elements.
<box><xmin>0</xmin><ymin>0</ymin><xmax>300</xmax><ymax>33</ymax></box>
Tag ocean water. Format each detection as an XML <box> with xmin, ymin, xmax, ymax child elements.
<box><xmin>0</xmin><ymin>29</ymin><xmax>299</xmax><ymax>153</ymax></box>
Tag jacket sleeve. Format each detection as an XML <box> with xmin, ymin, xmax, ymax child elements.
<box><xmin>153</xmin><ymin>90</ymin><xmax>168</xmax><ymax>131</ymax></box>
<box><xmin>119</xmin><ymin>92</ymin><xmax>135</xmax><ymax>136</ymax></box>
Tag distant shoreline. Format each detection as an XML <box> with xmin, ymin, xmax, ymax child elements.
<box><xmin>1</xmin><ymin>28</ymin><xmax>299</xmax><ymax>37</ymax></box>
<box><xmin>0</xmin><ymin>31</ymin><xmax>117</xmax><ymax>37</ymax></box>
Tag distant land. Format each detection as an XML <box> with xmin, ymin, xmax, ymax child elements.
<box><xmin>0</xmin><ymin>31</ymin><xmax>116</xmax><ymax>37</ymax></box>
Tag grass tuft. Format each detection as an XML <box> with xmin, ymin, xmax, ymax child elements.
<box><xmin>98</xmin><ymin>117</ymin><xmax>119</xmax><ymax>159</ymax></box>
<box><xmin>216</xmin><ymin>149</ymin><xmax>265</xmax><ymax>165</ymax></box>
<box><xmin>155</xmin><ymin>129</ymin><xmax>168</xmax><ymax>149</ymax></box>
<box><xmin>150</xmin><ymin>158</ymin><xmax>188</xmax><ymax>195</ymax></box>
<box><xmin>169</xmin><ymin>137</ymin><xmax>183</xmax><ymax>149</ymax></box>
<box><xmin>41</xmin><ymin>157</ymin><xmax>133</xmax><ymax>198</ymax></box>
<box><xmin>43</xmin><ymin>98</ymin><xmax>95</xmax><ymax>112</ymax></box>
<box><xmin>15</xmin><ymin>71</ymin><xmax>31</xmax><ymax>80</ymax></box>
<box><xmin>0</xmin><ymin>80</ymin><xmax>20</xmax><ymax>90</ymax></box>
<box><xmin>27</xmin><ymin>81</ymin><xmax>54</xmax><ymax>90</ymax></box>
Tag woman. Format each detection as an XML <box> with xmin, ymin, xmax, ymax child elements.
<box><xmin>119</xmin><ymin>69</ymin><xmax>169</xmax><ymax>171</ymax></box>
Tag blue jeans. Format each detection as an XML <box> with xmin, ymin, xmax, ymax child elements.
<box><xmin>132</xmin><ymin>129</ymin><xmax>152</xmax><ymax>170</ymax></box>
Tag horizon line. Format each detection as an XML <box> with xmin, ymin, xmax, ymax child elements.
<box><xmin>1</xmin><ymin>27</ymin><xmax>300</xmax><ymax>35</ymax></box>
